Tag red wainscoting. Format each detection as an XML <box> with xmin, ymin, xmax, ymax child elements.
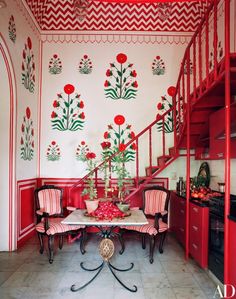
<box><xmin>17</xmin><ymin>179</ymin><xmax>37</xmax><ymax>248</ymax></box>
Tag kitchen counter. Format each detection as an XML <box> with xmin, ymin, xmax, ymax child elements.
<box><xmin>173</xmin><ymin>191</ymin><xmax>209</xmax><ymax>207</ymax></box>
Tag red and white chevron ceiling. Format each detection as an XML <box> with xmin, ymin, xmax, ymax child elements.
<box><xmin>24</xmin><ymin>0</ymin><xmax>208</xmax><ymax>32</ymax></box>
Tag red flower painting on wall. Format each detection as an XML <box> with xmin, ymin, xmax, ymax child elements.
<box><xmin>20</xmin><ymin>107</ymin><xmax>34</xmax><ymax>161</ymax></box>
<box><xmin>21</xmin><ymin>37</ymin><xmax>35</xmax><ymax>93</ymax></box>
<box><xmin>104</xmin><ymin>53</ymin><xmax>138</xmax><ymax>100</ymax></box>
<box><xmin>51</xmin><ymin>84</ymin><xmax>85</xmax><ymax>131</ymax></box>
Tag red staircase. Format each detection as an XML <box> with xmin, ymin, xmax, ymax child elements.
<box><xmin>70</xmin><ymin>0</ymin><xmax>235</xmax><ymax>205</ymax></box>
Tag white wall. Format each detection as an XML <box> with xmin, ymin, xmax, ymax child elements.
<box><xmin>40</xmin><ymin>35</ymin><xmax>189</xmax><ymax>178</ymax></box>
<box><xmin>0</xmin><ymin>0</ymin><xmax>40</xmax><ymax>250</ymax></box>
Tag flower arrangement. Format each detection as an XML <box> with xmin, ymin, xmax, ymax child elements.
<box><xmin>100</xmin><ymin>141</ymin><xmax>112</xmax><ymax>197</ymax></box>
<box><xmin>101</xmin><ymin>114</ymin><xmax>136</xmax><ymax>202</ymax></box>
<box><xmin>81</xmin><ymin>151</ymin><xmax>98</xmax><ymax>200</ymax></box>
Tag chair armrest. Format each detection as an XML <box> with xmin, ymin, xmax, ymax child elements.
<box><xmin>36</xmin><ymin>209</ymin><xmax>49</xmax><ymax>217</ymax></box>
<box><xmin>66</xmin><ymin>206</ymin><xmax>77</xmax><ymax>212</ymax></box>
<box><xmin>154</xmin><ymin>210</ymin><xmax>168</xmax><ymax>228</ymax></box>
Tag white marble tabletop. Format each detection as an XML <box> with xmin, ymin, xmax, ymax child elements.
<box><xmin>62</xmin><ymin>209</ymin><xmax>148</xmax><ymax>226</ymax></box>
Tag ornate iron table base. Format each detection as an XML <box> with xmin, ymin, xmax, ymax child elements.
<box><xmin>71</xmin><ymin>260</ymin><xmax>137</xmax><ymax>292</ymax></box>
<box><xmin>70</xmin><ymin>226</ymin><xmax>137</xmax><ymax>293</ymax></box>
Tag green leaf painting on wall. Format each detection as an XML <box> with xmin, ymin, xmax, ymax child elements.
<box><xmin>51</xmin><ymin>84</ymin><xmax>85</xmax><ymax>131</ymax></box>
<box><xmin>46</xmin><ymin>141</ymin><xmax>61</xmax><ymax>161</ymax></box>
<box><xmin>21</xmin><ymin>37</ymin><xmax>35</xmax><ymax>93</ymax></box>
<box><xmin>20</xmin><ymin>107</ymin><xmax>34</xmax><ymax>161</ymax></box>
<box><xmin>49</xmin><ymin>54</ymin><xmax>62</xmax><ymax>75</ymax></box>
<box><xmin>152</xmin><ymin>55</ymin><xmax>166</xmax><ymax>75</ymax></box>
<box><xmin>156</xmin><ymin>86</ymin><xmax>177</xmax><ymax>134</ymax></box>
<box><xmin>8</xmin><ymin>15</ymin><xmax>16</xmax><ymax>43</ymax></box>
<box><xmin>104</xmin><ymin>53</ymin><xmax>138</xmax><ymax>100</ymax></box>
<box><xmin>78</xmin><ymin>54</ymin><xmax>93</xmax><ymax>74</ymax></box>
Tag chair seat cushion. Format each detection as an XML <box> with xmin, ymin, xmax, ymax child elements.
<box><xmin>35</xmin><ymin>217</ymin><xmax>84</xmax><ymax>235</ymax></box>
<box><xmin>121</xmin><ymin>218</ymin><xmax>168</xmax><ymax>235</ymax></box>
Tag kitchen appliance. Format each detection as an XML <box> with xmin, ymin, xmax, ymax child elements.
<box><xmin>208</xmin><ymin>194</ymin><xmax>236</xmax><ymax>282</ymax></box>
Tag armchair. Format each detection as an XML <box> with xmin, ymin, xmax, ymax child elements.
<box><xmin>35</xmin><ymin>185</ymin><xmax>85</xmax><ymax>263</ymax></box>
<box><xmin>121</xmin><ymin>186</ymin><xmax>170</xmax><ymax>263</ymax></box>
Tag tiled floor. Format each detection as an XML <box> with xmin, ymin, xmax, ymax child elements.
<box><xmin>0</xmin><ymin>233</ymin><xmax>219</xmax><ymax>299</ymax></box>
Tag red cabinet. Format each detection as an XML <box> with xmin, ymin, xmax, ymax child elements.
<box><xmin>189</xmin><ymin>202</ymin><xmax>209</xmax><ymax>268</ymax></box>
<box><xmin>170</xmin><ymin>192</ymin><xmax>186</xmax><ymax>248</ymax></box>
<box><xmin>229</xmin><ymin>219</ymin><xmax>236</xmax><ymax>294</ymax></box>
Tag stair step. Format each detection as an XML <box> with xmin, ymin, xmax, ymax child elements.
<box><xmin>145</xmin><ymin>166</ymin><xmax>159</xmax><ymax>177</ymax></box>
<box><xmin>169</xmin><ymin>147</ymin><xmax>179</xmax><ymax>156</ymax></box>
<box><xmin>157</xmin><ymin>155</ymin><xmax>171</xmax><ymax>167</ymax></box>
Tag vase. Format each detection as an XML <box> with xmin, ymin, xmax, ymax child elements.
<box><xmin>116</xmin><ymin>202</ymin><xmax>130</xmax><ymax>212</ymax></box>
<box><xmin>84</xmin><ymin>199</ymin><xmax>99</xmax><ymax>214</ymax></box>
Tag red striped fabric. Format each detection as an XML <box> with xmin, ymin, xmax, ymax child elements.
<box><xmin>38</xmin><ymin>189</ymin><xmax>62</xmax><ymax>215</ymax></box>
<box><xmin>144</xmin><ymin>190</ymin><xmax>167</xmax><ymax>216</ymax></box>
<box><xmin>35</xmin><ymin>218</ymin><xmax>84</xmax><ymax>235</ymax></box>
<box><xmin>122</xmin><ymin>218</ymin><xmax>167</xmax><ymax>235</ymax></box>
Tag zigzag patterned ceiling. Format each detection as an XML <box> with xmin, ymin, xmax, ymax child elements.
<box><xmin>24</xmin><ymin>0</ymin><xmax>208</xmax><ymax>32</ymax></box>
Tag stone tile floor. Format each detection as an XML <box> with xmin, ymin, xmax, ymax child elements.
<box><xmin>0</xmin><ymin>233</ymin><xmax>220</xmax><ymax>299</ymax></box>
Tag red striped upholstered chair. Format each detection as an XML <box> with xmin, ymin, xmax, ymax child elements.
<box><xmin>121</xmin><ymin>186</ymin><xmax>170</xmax><ymax>263</ymax></box>
<box><xmin>35</xmin><ymin>185</ymin><xmax>85</xmax><ymax>263</ymax></box>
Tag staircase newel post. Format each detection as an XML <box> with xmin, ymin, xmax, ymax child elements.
<box><xmin>185</xmin><ymin>50</ymin><xmax>191</xmax><ymax>261</ymax></box>
<box><xmin>205</xmin><ymin>9</ymin><xmax>209</xmax><ymax>88</ymax></box>
<box><xmin>149</xmin><ymin>128</ymin><xmax>152</xmax><ymax>171</ymax></box>
<box><xmin>135</xmin><ymin>139</ymin><xmax>139</xmax><ymax>188</ymax></box>
<box><xmin>224</xmin><ymin>0</ymin><xmax>231</xmax><ymax>286</ymax></box>
<box><xmin>213</xmin><ymin>0</ymin><xmax>218</xmax><ymax>80</ymax></box>
<box><xmin>173</xmin><ymin>93</ymin><xmax>177</xmax><ymax>151</ymax></box>
<box><xmin>162</xmin><ymin>117</ymin><xmax>165</xmax><ymax>156</ymax></box>
<box><xmin>198</xmin><ymin>26</ymin><xmax>202</xmax><ymax>96</ymax></box>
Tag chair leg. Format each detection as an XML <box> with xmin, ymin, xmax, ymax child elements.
<box><xmin>80</xmin><ymin>229</ymin><xmax>86</xmax><ymax>255</ymax></box>
<box><xmin>59</xmin><ymin>235</ymin><xmax>63</xmax><ymax>250</ymax></box>
<box><xmin>141</xmin><ymin>234</ymin><xmax>146</xmax><ymax>249</ymax></box>
<box><xmin>118</xmin><ymin>229</ymin><xmax>125</xmax><ymax>255</ymax></box>
<box><xmin>37</xmin><ymin>233</ymin><xmax>44</xmax><ymax>254</ymax></box>
<box><xmin>48</xmin><ymin>235</ymin><xmax>54</xmax><ymax>264</ymax></box>
<box><xmin>149</xmin><ymin>235</ymin><xmax>156</xmax><ymax>264</ymax></box>
<box><xmin>159</xmin><ymin>232</ymin><xmax>167</xmax><ymax>254</ymax></box>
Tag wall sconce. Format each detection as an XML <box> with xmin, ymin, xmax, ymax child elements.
<box><xmin>74</xmin><ymin>0</ymin><xmax>89</xmax><ymax>21</ymax></box>
<box><xmin>0</xmin><ymin>0</ymin><xmax>7</xmax><ymax>8</ymax></box>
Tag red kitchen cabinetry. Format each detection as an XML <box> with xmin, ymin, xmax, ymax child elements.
<box><xmin>170</xmin><ymin>192</ymin><xmax>186</xmax><ymax>248</ymax></box>
<box><xmin>189</xmin><ymin>202</ymin><xmax>209</xmax><ymax>268</ymax></box>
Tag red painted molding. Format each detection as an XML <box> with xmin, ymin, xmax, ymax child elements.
<box><xmin>17</xmin><ymin>179</ymin><xmax>37</xmax><ymax>247</ymax></box>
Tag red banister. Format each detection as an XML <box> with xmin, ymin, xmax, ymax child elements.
<box><xmin>198</xmin><ymin>26</ymin><xmax>202</xmax><ymax>95</ymax></box>
<box><xmin>136</xmin><ymin>138</ymin><xmax>139</xmax><ymax>187</ymax></box>
<box><xmin>193</xmin><ymin>40</ymin><xmax>196</xmax><ymax>99</ymax></box>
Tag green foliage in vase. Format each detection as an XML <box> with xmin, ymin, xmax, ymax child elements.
<box><xmin>81</xmin><ymin>152</ymin><xmax>98</xmax><ymax>200</ymax></box>
<box><xmin>20</xmin><ymin>107</ymin><xmax>34</xmax><ymax>161</ymax></box>
<box><xmin>51</xmin><ymin>84</ymin><xmax>85</xmax><ymax>131</ymax></box>
<box><xmin>104</xmin><ymin>53</ymin><xmax>138</xmax><ymax>100</ymax></box>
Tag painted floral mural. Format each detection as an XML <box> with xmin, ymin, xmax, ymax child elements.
<box><xmin>49</xmin><ymin>54</ymin><xmax>62</xmax><ymax>75</ymax></box>
<box><xmin>20</xmin><ymin>107</ymin><xmax>34</xmax><ymax>161</ymax></box>
<box><xmin>152</xmin><ymin>56</ymin><xmax>166</xmax><ymax>75</ymax></box>
<box><xmin>156</xmin><ymin>86</ymin><xmax>177</xmax><ymax>133</ymax></box>
<box><xmin>21</xmin><ymin>37</ymin><xmax>35</xmax><ymax>93</ymax></box>
<box><xmin>76</xmin><ymin>141</ymin><xmax>90</xmax><ymax>161</ymax></box>
<box><xmin>8</xmin><ymin>15</ymin><xmax>16</xmax><ymax>43</ymax></box>
<box><xmin>46</xmin><ymin>141</ymin><xmax>61</xmax><ymax>161</ymax></box>
<box><xmin>51</xmin><ymin>84</ymin><xmax>85</xmax><ymax>131</ymax></box>
<box><xmin>104</xmin><ymin>53</ymin><xmax>138</xmax><ymax>100</ymax></box>
<box><xmin>78</xmin><ymin>54</ymin><xmax>93</xmax><ymax>74</ymax></box>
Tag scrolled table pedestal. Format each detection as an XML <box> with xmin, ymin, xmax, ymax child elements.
<box><xmin>70</xmin><ymin>226</ymin><xmax>137</xmax><ymax>293</ymax></box>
